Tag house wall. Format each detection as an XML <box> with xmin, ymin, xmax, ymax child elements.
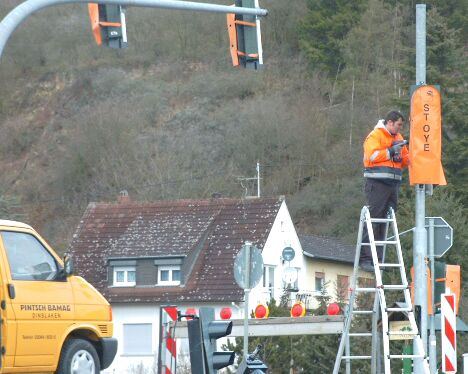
<box><xmin>103</xmin><ymin>200</ymin><xmax>310</xmax><ymax>373</ymax></box>
<box><xmin>249</xmin><ymin>201</ymin><xmax>306</xmax><ymax>307</ymax></box>
<box><xmin>303</xmin><ymin>258</ymin><xmax>372</xmax><ymax>309</ymax></box>
<box><xmin>104</xmin><ymin>302</ymin><xmax>243</xmax><ymax>374</ymax></box>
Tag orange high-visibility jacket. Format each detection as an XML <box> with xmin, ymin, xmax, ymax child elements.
<box><xmin>363</xmin><ymin>120</ymin><xmax>409</xmax><ymax>181</ymax></box>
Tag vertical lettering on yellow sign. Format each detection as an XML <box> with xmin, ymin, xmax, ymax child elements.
<box><xmin>409</xmin><ymin>85</ymin><xmax>447</xmax><ymax>185</ymax></box>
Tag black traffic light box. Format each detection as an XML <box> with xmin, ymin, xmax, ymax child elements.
<box><xmin>237</xmin><ymin>344</ymin><xmax>268</xmax><ymax>374</ymax></box>
<box><xmin>237</xmin><ymin>358</ymin><xmax>268</xmax><ymax>374</ymax></box>
<box><xmin>227</xmin><ymin>0</ymin><xmax>262</xmax><ymax>69</ymax></box>
<box><xmin>199</xmin><ymin>307</ymin><xmax>235</xmax><ymax>373</ymax></box>
<box><xmin>88</xmin><ymin>4</ymin><xmax>127</xmax><ymax>49</ymax></box>
<box><xmin>187</xmin><ymin>318</ymin><xmax>206</xmax><ymax>373</ymax></box>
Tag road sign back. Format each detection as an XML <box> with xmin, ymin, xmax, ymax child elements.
<box><xmin>234</xmin><ymin>244</ymin><xmax>263</xmax><ymax>289</ymax></box>
<box><xmin>426</xmin><ymin>217</ymin><xmax>453</xmax><ymax>257</ymax></box>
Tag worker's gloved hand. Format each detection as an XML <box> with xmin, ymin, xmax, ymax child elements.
<box><xmin>388</xmin><ymin>140</ymin><xmax>406</xmax><ymax>157</ymax></box>
<box><xmin>392</xmin><ymin>154</ymin><xmax>403</xmax><ymax>162</ymax></box>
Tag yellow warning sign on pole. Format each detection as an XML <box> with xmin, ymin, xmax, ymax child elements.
<box><xmin>409</xmin><ymin>85</ymin><xmax>447</xmax><ymax>185</ymax></box>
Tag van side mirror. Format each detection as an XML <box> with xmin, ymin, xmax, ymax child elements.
<box><xmin>63</xmin><ymin>254</ymin><xmax>74</xmax><ymax>276</ymax></box>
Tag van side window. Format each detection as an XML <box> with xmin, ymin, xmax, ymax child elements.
<box><xmin>1</xmin><ymin>231</ymin><xmax>58</xmax><ymax>281</ymax></box>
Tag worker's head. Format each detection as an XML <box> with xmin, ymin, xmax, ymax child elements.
<box><xmin>384</xmin><ymin>110</ymin><xmax>405</xmax><ymax>135</ymax></box>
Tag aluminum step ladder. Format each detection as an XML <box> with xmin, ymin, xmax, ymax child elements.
<box><xmin>332</xmin><ymin>206</ymin><xmax>430</xmax><ymax>374</ymax></box>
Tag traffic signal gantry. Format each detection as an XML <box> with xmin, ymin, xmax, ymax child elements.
<box><xmin>0</xmin><ymin>0</ymin><xmax>267</xmax><ymax>63</ymax></box>
<box><xmin>86</xmin><ymin>0</ymin><xmax>265</xmax><ymax>67</ymax></box>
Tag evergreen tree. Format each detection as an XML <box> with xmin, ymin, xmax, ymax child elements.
<box><xmin>391</xmin><ymin>5</ymin><xmax>468</xmax><ymax>205</ymax></box>
<box><xmin>298</xmin><ymin>0</ymin><xmax>367</xmax><ymax>74</ymax></box>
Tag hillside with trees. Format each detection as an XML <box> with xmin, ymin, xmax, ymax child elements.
<box><xmin>0</xmin><ymin>0</ymin><xmax>466</xmax><ymax>370</ymax></box>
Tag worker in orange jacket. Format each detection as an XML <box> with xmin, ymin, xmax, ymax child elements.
<box><xmin>360</xmin><ymin>111</ymin><xmax>409</xmax><ymax>270</ymax></box>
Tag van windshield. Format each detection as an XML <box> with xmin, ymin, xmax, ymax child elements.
<box><xmin>1</xmin><ymin>231</ymin><xmax>58</xmax><ymax>281</ymax></box>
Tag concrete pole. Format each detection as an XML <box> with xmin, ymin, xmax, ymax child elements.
<box><xmin>414</xmin><ymin>4</ymin><xmax>428</xmax><ymax>372</ymax></box>
<box><xmin>429</xmin><ymin>219</ymin><xmax>437</xmax><ymax>373</ymax></box>
<box><xmin>257</xmin><ymin>161</ymin><xmax>261</xmax><ymax>197</ymax></box>
<box><xmin>0</xmin><ymin>0</ymin><xmax>268</xmax><ymax>60</ymax></box>
<box><xmin>243</xmin><ymin>241</ymin><xmax>252</xmax><ymax>359</ymax></box>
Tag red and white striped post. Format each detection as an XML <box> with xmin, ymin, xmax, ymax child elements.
<box><xmin>441</xmin><ymin>289</ymin><xmax>457</xmax><ymax>373</ymax></box>
<box><xmin>159</xmin><ymin>306</ymin><xmax>178</xmax><ymax>374</ymax></box>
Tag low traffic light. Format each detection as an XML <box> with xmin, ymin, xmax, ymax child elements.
<box><xmin>88</xmin><ymin>4</ymin><xmax>128</xmax><ymax>48</ymax></box>
<box><xmin>411</xmin><ymin>262</ymin><xmax>461</xmax><ymax>314</ymax></box>
<box><xmin>237</xmin><ymin>344</ymin><xmax>268</xmax><ymax>374</ymax></box>
<box><xmin>199</xmin><ymin>307</ymin><xmax>235</xmax><ymax>373</ymax></box>
<box><xmin>227</xmin><ymin>0</ymin><xmax>263</xmax><ymax>69</ymax></box>
<box><xmin>237</xmin><ymin>357</ymin><xmax>268</xmax><ymax>374</ymax></box>
<box><xmin>433</xmin><ymin>263</ymin><xmax>460</xmax><ymax>313</ymax></box>
<box><xmin>187</xmin><ymin>318</ymin><xmax>205</xmax><ymax>373</ymax></box>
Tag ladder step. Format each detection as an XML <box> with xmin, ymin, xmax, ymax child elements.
<box><xmin>353</xmin><ymin>310</ymin><xmax>374</xmax><ymax>315</ymax></box>
<box><xmin>370</xmin><ymin>218</ymin><xmax>393</xmax><ymax>223</ymax></box>
<box><xmin>381</xmin><ymin>284</ymin><xmax>408</xmax><ymax>290</ymax></box>
<box><xmin>349</xmin><ymin>332</ymin><xmax>373</xmax><ymax>337</ymax></box>
<box><xmin>342</xmin><ymin>355</ymin><xmax>372</xmax><ymax>360</ymax></box>
<box><xmin>355</xmin><ymin>287</ymin><xmax>376</xmax><ymax>293</ymax></box>
<box><xmin>389</xmin><ymin>354</ymin><xmax>425</xmax><ymax>359</ymax></box>
<box><xmin>379</xmin><ymin>263</ymin><xmax>403</xmax><ymax>268</ymax></box>
<box><xmin>388</xmin><ymin>331</ymin><xmax>418</xmax><ymax>336</ymax></box>
<box><xmin>374</xmin><ymin>240</ymin><xmax>398</xmax><ymax>245</ymax></box>
<box><xmin>361</xmin><ymin>240</ymin><xmax>398</xmax><ymax>246</ymax></box>
<box><xmin>386</xmin><ymin>306</ymin><xmax>412</xmax><ymax>312</ymax></box>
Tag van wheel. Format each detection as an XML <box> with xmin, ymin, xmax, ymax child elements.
<box><xmin>56</xmin><ymin>338</ymin><xmax>100</xmax><ymax>374</ymax></box>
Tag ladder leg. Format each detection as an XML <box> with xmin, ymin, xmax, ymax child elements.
<box><xmin>371</xmin><ymin>293</ymin><xmax>379</xmax><ymax>373</ymax></box>
<box><xmin>376</xmin><ymin>331</ymin><xmax>382</xmax><ymax>374</ymax></box>
<box><xmin>345</xmin><ymin>334</ymin><xmax>351</xmax><ymax>374</ymax></box>
<box><xmin>333</xmin><ymin>207</ymin><xmax>368</xmax><ymax>374</ymax></box>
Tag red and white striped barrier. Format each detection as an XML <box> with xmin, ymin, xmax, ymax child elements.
<box><xmin>159</xmin><ymin>306</ymin><xmax>178</xmax><ymax>374</ymax></box>
<box><xmin>441</xmin><ymin>289</ymin><xmax>457</xmax><ymax>373</ymax></box>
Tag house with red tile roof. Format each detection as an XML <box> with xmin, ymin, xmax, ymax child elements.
<box><xmin>298</xmin><ymin>234</ymin><xmax>372</xmax><ymax>308</ymax></box>
<box><xmin>68</xmin><ymin>194</ymin><xmax>305</xmax><ymax>373</ymax></box>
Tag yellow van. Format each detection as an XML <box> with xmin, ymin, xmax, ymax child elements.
<box><xmin>0</xmin><ymin>220</ymin><xmax>117</xmax><ymax>373</ymax></box>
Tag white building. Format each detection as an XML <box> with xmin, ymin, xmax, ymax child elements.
<box><xmin>69</xmin><ymin>195</ymin><xmax>306</xmax><ymax>373</ymax></box>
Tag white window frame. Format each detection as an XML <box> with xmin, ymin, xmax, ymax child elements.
<box><xmin>314</xmin><ymin>272</ymin><xmax>325</xmax><ymax>293</ymax></box>
<box><xmin>157</xmin><ymin>266</ymin><xmax>181</xmax><ymax>286</ymax></box>
<box><xmin>263</xmin><ymin>265</ymin><xmax>275</xmax><ymax>296</ymax></box>
<box><xmin>113</xmin><ymin>266</ymin><xmax>136</xmax><ymax>287</ymax></box>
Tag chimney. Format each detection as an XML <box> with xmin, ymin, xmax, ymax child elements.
<box><xmin>117</xmin><ymin>190</ymin><xmax>130</xmax><ymax>204</ymax></box>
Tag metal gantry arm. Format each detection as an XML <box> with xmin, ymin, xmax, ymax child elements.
<box><xmin>0</xmin><ymin>0</ymin><xmax>268</xmax><ymax>60</ymax></box>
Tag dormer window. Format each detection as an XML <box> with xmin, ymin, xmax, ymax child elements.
<box><xmin>157</xmin><ymin>266</ymin><xmax>181</xmax><ymax>286</ymax></box>
<box><xmin>107</xmin><ymin>257</ymin><xmax>183</xmax><ymax>288</ymax></box>
<box><xmin>113</xmin><ymin>266</ymin><xmax>136</xmax><ymax>287</ymax></box>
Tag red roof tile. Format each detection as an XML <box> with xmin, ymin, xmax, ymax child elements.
<box><xmin>69</xmin><ymin>196</ymin><xmax>284</xmax><ymax>303</ymax></box>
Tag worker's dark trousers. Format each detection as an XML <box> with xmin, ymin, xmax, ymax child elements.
<box><xmin>360</xmin><ymin>178</ymin><xmax>399</xmax><ymax>264</ymax></box>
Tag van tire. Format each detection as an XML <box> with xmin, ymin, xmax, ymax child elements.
<box><xmin>56</xmin><ymin>338</ymin><xmax>100</xmax><ymax>374</ymax></box>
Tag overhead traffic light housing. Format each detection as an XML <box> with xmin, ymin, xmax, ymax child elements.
<box><xmin>199</xmin><ymin>307</ymin><xmax>235</xmax><ymax>373</ymax></box>
<box><xmin>88</xmin><ymin>4</ymin><xmax>128</xmax><ymax>49</ymax></box>
<box><xmin>227</xmin><ymin>0</ymin><xmax>263</xmax><ymax>69</ymax></box>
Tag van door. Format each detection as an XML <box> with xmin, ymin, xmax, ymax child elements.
<box><xmin>0</xmin><ymin>230</ymin><xmax>74</xmax><ymax>368</ymax></box>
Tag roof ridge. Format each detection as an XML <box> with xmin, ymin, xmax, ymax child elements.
<box><xmin>88</xmin><ymin>196</ymin><xmax>283</xmax><ymax>208</ymax></box>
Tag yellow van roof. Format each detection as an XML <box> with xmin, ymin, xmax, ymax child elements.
<box><xmin>0</xmin><ymin>220</ymin><xmax>33</xmax><ymax>230</ymax></box>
